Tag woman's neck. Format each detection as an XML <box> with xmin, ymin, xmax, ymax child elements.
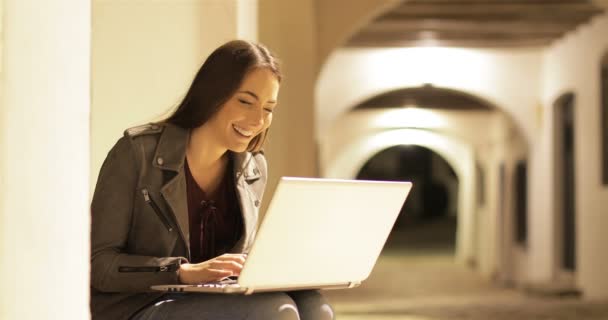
<box><xmin>186</xmin><ymin>125</ymin><xmax>228</xmax><ymax>171</ymax></box>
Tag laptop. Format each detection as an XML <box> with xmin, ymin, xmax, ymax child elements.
<box><xmin>151</xmin><ymin>177</ymin><xmax>412</xmax><ymax>294</ymax></box>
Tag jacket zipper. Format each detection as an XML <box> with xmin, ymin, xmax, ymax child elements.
<box><xmin>142</xmin><ymin>188</ymin><xmax>173</xmax><ymax>232</ymax></box>
<box><xmin>118</xmin><ymin>263</ymin><xmax>179</xmax><ymax>273</ymax></box>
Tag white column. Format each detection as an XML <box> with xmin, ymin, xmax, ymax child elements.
<box><xmin>0</xmin><ymin>0</ymin><xmax>91</xmax><ymax>319</ymax></box>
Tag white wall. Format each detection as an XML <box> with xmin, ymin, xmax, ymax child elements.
<box><xmin>541</xmin><ymin>12</ymin><xmax>608</xmax><ymax>299</ymax></box>
<box><xmin>258</xmin><ymin>0</ymin><xmax>318</xmax><ymax>214</ymax></box>
<box><xmin>322</xmin><ymin>108</ymin><xmax>500</xmax><ymax>168</ymax></box>
<box><xmin>315</xmin><ymin>12</ymin><xmax>608</xmax><ymax>298</ymax></box>
<box><xmin>0</xmin><ymin>0</ymin><xmax>91</xmax><ymax>318</ymax></box>
<box><xmin>315</xmin><ymin>47</ymin><xmax>543</xmax><ymax>144</ymax></box>
<box><xmin>237</xmin><ymin>0</ymin><xmax>258</xmax><ymax>41</ymax></box>
<box><xmin>324</xmin><ymin>126</ymin><xmax>478</xmax><ymax>263</ymax></box>
<box><xmin>315</xmin><ymin>0</ymin><xmax>400</xmax><ymax>67</ymax></box>
<box><xmin>91</xmin><ymin>0</ymin><xmax>251</xmax><ymax>191</ymax></box>
<box><xmin>321</xmin><ymin>108</ymin><xmax>524</xmax><ymax>272</ymax></box>
<box><xmin>316</xmin><ymin>47</ymin><xmax>538</xmax><ymax>271</ymax></box>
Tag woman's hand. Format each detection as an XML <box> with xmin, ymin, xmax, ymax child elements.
<box><xmin>178</xmin><ymin>253</ymin><xmax>246</xmax><ymax>284</ymax></box>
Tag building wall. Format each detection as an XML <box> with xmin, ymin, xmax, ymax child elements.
<box><xmin>91</xmin><ymin>0</ymin><xmax>252</xmax><ymax>191</ymax></box>
<box><xmin>541</xmin><ymin>12</ymin><xmax>608</xmax><ymax>299</ymax></box>
<box><xmin>324</xmin><ymin>125</ymin><xmax>478</xmax><ymax>262</ymax></box>
<box><xmin>321</xmin><ymin>107</ymin><xmax>524</xmax><ymax>275</ymax></box>
<box><xmin>255</xmin><ymin>0</ymin><xmax>413</xmax><ymax>204</ymax></box>
<box><xmin>315</xmin><ymin>47</ymin><xmax>542</xmax><ymax>143</ymax></box>
<box><xmin>257</xmin><ymin>0</ymin><xmax>318</xmax><ymax>214</ymax></box>
<box><xmin>314</xmin><ymin>10</ymin><xmax>608</xmax><ymax>299</ymax></box>
<box><xmin>315</xmin><ymin>0</ymin><xmax>400</xmax><ymax>68</ymax></box>
<box><xmin>316</xmin><ymin>47</ymin><xmax>538</xmax><ymax>275</ymax></box>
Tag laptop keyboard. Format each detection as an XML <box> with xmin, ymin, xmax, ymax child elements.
<box><xmin>197</xmin><ymin>283</ymin><xmax>232</xmax><ymax>288</ymax></box>
<box><xmin>197</xmin><ymin>279</ymin><xmax>239</xmax><ymax>288</ymax></box>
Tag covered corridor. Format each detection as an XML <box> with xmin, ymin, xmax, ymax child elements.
<box><xmin>1</xmin><ymin>0</ymin><xmax>608</xmax><ymax>319</ymax></box>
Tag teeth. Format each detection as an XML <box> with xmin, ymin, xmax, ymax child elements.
<box><xmin>233</xmin><ymin>125</ymin><xmax>253</xmax><ymax>137</ymax></box>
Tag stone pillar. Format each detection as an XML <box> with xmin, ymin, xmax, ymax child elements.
<box><xmin>0</xmin><ymin>0</ymin><xmax>91</xmax><ymax>319</ymax></box>
<box><xmin>259</xmin><ymin>0</ymin><xmax>318</xmax><ymax>212</ymax></box>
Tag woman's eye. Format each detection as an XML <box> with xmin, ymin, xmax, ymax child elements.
<box><xmin>264</xmin><ymin>108</ymin><xmax>274</xmax><ymax>113</ymax></box>
<box><xmin>239</xmin><ymin>99</ymin><xmax>253</xmax><ymax>105</ymax></box>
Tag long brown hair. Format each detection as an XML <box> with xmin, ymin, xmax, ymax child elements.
<box><xmin>164</xmin><ymin>40</ymin><xmax>282</xmax><ymax>152</ymax></box>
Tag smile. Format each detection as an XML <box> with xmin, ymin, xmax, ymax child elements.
<box><xmin>233</xmin><ymin>124</ymin><xmax>254</xmax><ymax>137</ymax></box>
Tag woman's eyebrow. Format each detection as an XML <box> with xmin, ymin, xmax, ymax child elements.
<box><xmin>238</xmin><ymin>90</ymin><xmax>277</xmax><ymax>104</ymax></box>
<box><xmin>239</xmin><ymin>91</ymin><xmax>259</xmax><ymax>100</ymax></box>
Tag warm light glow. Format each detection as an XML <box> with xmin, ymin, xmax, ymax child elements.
<box><xmin>316</xmin><ymin>45</ymin><xmax>540</xmax><ymax>139</ymax></box>
<box><xmin>361</xmin><ymin>47</ymin><xmax>496</xmax><ymax>88</ymax></box>
<box><xmin>325</xmin><ymin>128</ymin><xmax>470</xmax><ymax>179</ymax></box>
<box><xmin>365</xmin><ymin>130</ymin><xmax>453</xmax><ymax>162</ymax></box>
<box><xmin>322</xmin><ymin>128</ymin><xmax>477</xmax><ymax>272</ymax></box>
<box><xmin>370</xmin><ymin>107</ymin><xmax>447</xmax><ymax>129</ymax></box>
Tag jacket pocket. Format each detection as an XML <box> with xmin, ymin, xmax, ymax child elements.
<box><xmin>118</xmin><ymin>263</ymin><xmax>179</xmax><ymax>273</ymax></box>
<box><xmin>142</xmin><ymin>188</ymin><xmax>174</xmax><ymax>232</ymax></box>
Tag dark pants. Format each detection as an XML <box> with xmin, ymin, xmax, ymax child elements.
<box><xmin>131</xmin><ymin>290</ymin><xmax>334</xmax><ymax>320</ymax></box>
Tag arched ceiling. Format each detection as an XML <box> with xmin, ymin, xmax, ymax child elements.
<box><xmin>353</xmin><ymin>85</ymin><xmax>495</xmax><ymax>111</ymax></box>
<box><xmin>345</xmin><ymin>0</ymin><xmax>605</xmax><ymax>48</ymax></box>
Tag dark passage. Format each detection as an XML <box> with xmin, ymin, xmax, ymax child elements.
<box><xmin>356</xmin><ymin>145</ymin><xmax>458</xmax><ymax>252</ymax></box>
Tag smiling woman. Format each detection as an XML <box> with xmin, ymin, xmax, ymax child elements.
<box><xmin>90</xmin><ymin>40</ymin><xmax>334</xmax><ymax>320</ymax></box>
<box><xmin>190</xmin><ymin>68</ymin><xmax>279</xmax><ymax>158</ymax></box>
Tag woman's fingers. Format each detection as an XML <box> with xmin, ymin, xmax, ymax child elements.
<box><xmin>206</xmin><ymin>268</ymin><xmax>234</xmax><ymax>278</ymax></box>
<box><xmin>216</xmin><ymin>253</ymin><xmax>247</xmax><ymax>264</ymax></box>
<box><xmin>179</xmin><ymin>254</ymin><xmax>247</xmax><ymax>283</ymax></box>
<box><xmin>180</xmin><ymin>260</ymin><xmax>244</xmax><ymax>284</ymax></box>
<box><xmin>209</xmin><ymin>260</ymin><xmax>243</xmax><ymax>274</ymax></box>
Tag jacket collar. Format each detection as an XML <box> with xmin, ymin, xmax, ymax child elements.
<box><xmin>152</xmin><ymin>122</ymin><xmax>261</xmax><ymax>181</ymax></box>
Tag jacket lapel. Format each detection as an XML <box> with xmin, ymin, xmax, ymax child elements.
<box><xmin>232</xmin><ymin>152</ymin><xmax>262</xmax><ymax>252</ymax></box>
<box><xmin>153</xmin><ymin>124</ymin><xmax>191</xmax><ymax>256</ymax></box>
<box><xmin>161</xmin><ymin>169</ymin><xmax>190</xmax><ymax>256</ymax></box>
<box><xmin>152</xmin><ymin>123</ymin><xmax>263</xmax><ymax>256</ymax></box>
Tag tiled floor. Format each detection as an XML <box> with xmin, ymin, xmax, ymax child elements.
<box><xmin>324</xmin><ymin>252</ymin><xmax>608</xmax><ymax>319</ymax></box>
<box><xmin>323</xmin><ymin>218</ymin><xmax>608</xmax><ymax>320</ymax></box>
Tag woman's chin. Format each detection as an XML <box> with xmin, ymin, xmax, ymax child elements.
<box><xmin>228</xmin><ymin>143</ymin><xmax>250</xmax><ymax>153</ymax></box>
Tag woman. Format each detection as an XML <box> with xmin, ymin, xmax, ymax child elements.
<box><xmin>90</xmin><ymin>40</ymin><xmax>334</xmax><ymax>320</ymax></box>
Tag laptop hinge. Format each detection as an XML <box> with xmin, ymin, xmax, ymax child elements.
<box><xmin>348</xmin><ymin>281</ymin><xmax>361</xmax><ymax>288</ymax></box>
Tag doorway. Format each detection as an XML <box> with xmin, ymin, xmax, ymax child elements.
<box><xmin>356</xmin><ymin>145</ymin><xmax>459</xmax><ymax>253</ymax></box>
<box><xmin>554</xmin><ymin>93</ymin><xmax>576</xmax><ymax>272</ymax></box>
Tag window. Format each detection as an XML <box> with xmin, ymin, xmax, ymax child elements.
<box><xmin>601</xmin><ymin>52</ymin><xmax>608</xmax><ymax>185</ymax></box>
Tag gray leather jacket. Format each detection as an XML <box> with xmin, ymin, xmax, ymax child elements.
<box><xmin>90</xmin><ymin>123</ymin><xmax>267</xmax><ymax>319</ymax></box>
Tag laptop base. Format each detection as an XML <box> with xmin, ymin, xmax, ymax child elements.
<box><xmin>151</xmin><ymin>281</ymin><xmax>359</xmax><ymax>295</ymax></box>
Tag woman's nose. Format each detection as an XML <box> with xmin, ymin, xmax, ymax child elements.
<box><xmin>249</xmin><ymin>107</ymin><xmax>265</xmax><ymax>126</ymax></box>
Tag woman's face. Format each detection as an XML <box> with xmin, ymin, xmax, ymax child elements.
<box><xmin>206</xmin><ymin>67</ymin><xmax>280</xmax><ymax>153</ymax></box>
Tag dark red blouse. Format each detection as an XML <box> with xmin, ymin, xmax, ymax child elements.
<box><xmin>185</xmin><ymin>157</ymin><xmax>243</xmax><ymax>263</ymax></box>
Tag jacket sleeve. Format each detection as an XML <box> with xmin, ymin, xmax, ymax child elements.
<box><xmin>90</xmin><ymin>135</ymin><xmax>187</xmax><ymax>293</ymax></box>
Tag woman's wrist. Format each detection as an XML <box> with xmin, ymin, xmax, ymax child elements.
<box><xmin>177</xmin><ymin>263</ymin><xmax>190</xmax><ymax>284</ymax></box>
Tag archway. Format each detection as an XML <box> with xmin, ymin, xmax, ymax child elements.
<box><xmin>357</xmin><ymin>145</ymin><xmax>459</xmax><ymax>253</ymax></box>
<box><xmin>324</xmin><ymin>128</ymin><xmax>477</xmax><ymax>263</ymax></box>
